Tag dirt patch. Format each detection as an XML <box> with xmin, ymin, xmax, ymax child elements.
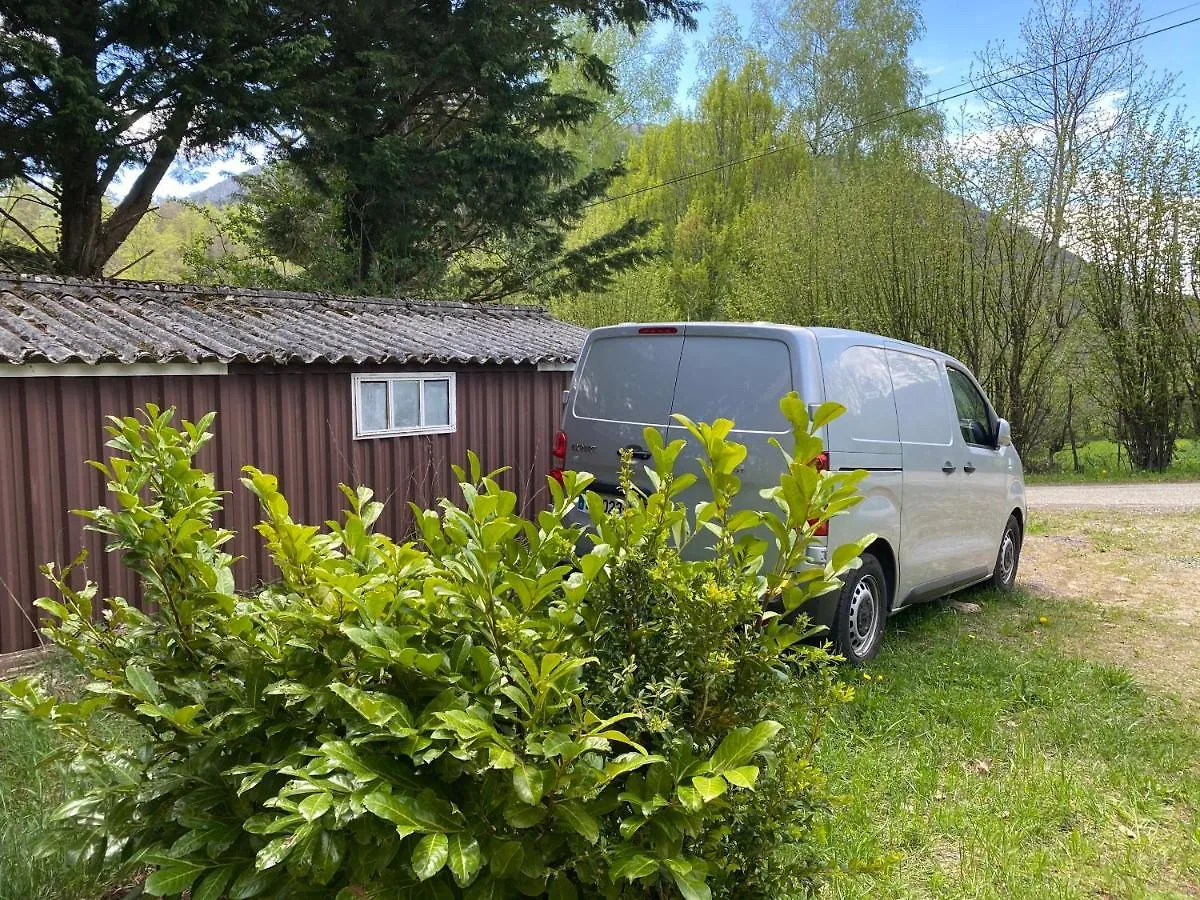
<box><xmin>1020</xmin><ymin>509</ymin><xmax>1200</xmax><ymax>707</ymax></box>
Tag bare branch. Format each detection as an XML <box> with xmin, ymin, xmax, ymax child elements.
<box><xmin>0</xmin><ymin>205</ymin><xmax>55</xmax><ymax>257</ymax></box>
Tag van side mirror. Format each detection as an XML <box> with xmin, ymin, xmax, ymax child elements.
<box><xmin>995</xmin><ymin>418</ymin><xmax>1013</xmax><ymax>448</ymax></box>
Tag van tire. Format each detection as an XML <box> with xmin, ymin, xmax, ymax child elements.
<box><xmin>832</xmin><ymin>555</ymin><xmax>888</xmax><ymax>665</ymax></box>
<box><xmin>988</xmin><ymin>514</ymin><xmax>1022</xmax><ymax>592</ymax></box>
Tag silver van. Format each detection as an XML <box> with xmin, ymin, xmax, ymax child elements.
<box><xmin>555</xmin><ymin>322</ymin><xmax>1027</xmax><ymax>663</ymax></box>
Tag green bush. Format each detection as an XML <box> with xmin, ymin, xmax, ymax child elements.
<box><xmin>1</xmin><ymin>398</ymin><xmax>867</xmax><ymax>899</ymax></box>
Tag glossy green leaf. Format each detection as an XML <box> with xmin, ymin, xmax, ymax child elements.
<box><xmin>446</xmin><ymin>833</ymin><xmax>483</xmax><ymax>887</ymax></box>
<box><xmin>705</xmin><ymin>721</ymin><xmax>783</xmax><ymax>775</ymax></box>
<box><xmin>512</xmin><ymin>760</ymin><xmax>545</xmax><ymax>805</ymax></box>
<box><xmin>691</xmin><ymin>775</ymin><xmax>727</xmax><ymax>803</ymax></box>
<box><xmin>125</xmin><ymin>664</ymin><xmax>162</xmax><ymax>703</ymax></box>
<box><xmin>191</xmin><ymin>867</ymin><xmax>234</xmax><ymax>900</ymax></box>
<box><xmin>144</xmin><ymin>861</ymin><xmax>205</xmax><ymax>896</ymax></box>
<box><xmin>298</xmin><ymin>792</ymin><xmax>332</xmax><ymax>822</ymax></box>
<box><xmin>555</xmin><ymin>801</ymin><xmax>600</xmax><ymax>844</ymax></box>
<box><xmin>609</xmin><ymin>851</ymin><xmax>660</xmax><ymax>881</ymax></box>
<box><xmin>363</xmin><ymin>789</ymin><xmax>459</xmax><ymax>837</ymax></box>
<box><xmin>722</xmin><ymin>765</ymin><xmax>760</xmax><ymax>789</ymax></box>
<box><xmin>412</xmin><ymin>832</ymin><xmax>449</xmax><ymax>881</ymax></box>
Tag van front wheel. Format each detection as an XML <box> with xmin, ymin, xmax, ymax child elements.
<box><xmin>988</xmin><ymin>514</ymin><xmax>1022</xmax><ymax>592</ymax></box>
<box><xmin>833</xmin><ymin>555</ymin><xmax>888</xmax><ymax>665</ymax></box>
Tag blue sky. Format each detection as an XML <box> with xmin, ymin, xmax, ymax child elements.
<box><xmin>144</xmin><ymin>0</ymin><xmax>1200</xmax><ymax>198</ymax></box>
<box><xmin>675</xmin><ymin>0</ymin><xmax>1200</xmax><ymax>116</ymax></box>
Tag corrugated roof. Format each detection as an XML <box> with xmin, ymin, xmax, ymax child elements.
<box><xmin>0</xmin><ymin>274</ymin><xmax>587</xmax><ymax>366</ymax></box>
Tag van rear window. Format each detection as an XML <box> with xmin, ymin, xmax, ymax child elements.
<box><xmin>671</xmin><ymin>336</ymin><xmax>792</xmax><ymax>433</ymax></box>
<box><xmin>572</xmin><ymin>335</ymin><xmax>683</xmax><ymax>425</ymax></box>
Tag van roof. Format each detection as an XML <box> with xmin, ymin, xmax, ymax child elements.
<box><xmin>602</xmin><ymin>321</ymin><xmax>956</xmax><ymax>363</ymax></box>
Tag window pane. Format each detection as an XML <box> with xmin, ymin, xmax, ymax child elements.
<box><xmin>671</xmin><ymin>337</ymin><xmax>792</xmax><ymax>432</ymax></box>
<box><xmin>887</xmin><ymin>351</ymin><xmax>952</xmax><ymax>445</ymax></box>
<box><xmin>358</xmin><ymin>381</ymin><xmax>388</xmax><ymax>433</ymax></box>
<box><xmin>573</xmin><ymin>335</ymin><xmax>682</xmax><ymax>425</ymax></box>
<box><xmin>823</xmin><ymin>344</ymin><xmax>899</xmax><ymax>447</ymax></box>
<box><xmin>423</xmin><ymin>379</ymin><xmax>451</xmax><ymax>427</ymax></box>
<box><xmin>391</xmin><ymin>380</ymin><xmax>420</xmax><ymax>428</ymax></box>
<box><xmin>947</xmin><ymin>368</ymin><xmax>992</xmax><ymax>445</ymax></box>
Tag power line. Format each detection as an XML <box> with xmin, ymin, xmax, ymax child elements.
<box><xmin>922</xmin><ymin>0</ymin><xmax>1200</xmax><ymax>106</ymax></box>
<box><xmin>585</xmin><ymin>10</ymin><xmax>1200</xmax><ymax>208</ymax></box>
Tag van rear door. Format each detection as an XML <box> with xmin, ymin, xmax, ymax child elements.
<box><xmin>664</xmin><ymin>330</ymin><xmax>797</xmax><ymax>544</ymax></box>
<box><xmin>564</xmin><ymin>326</ymin><xmax>685</xmax><ymax>492</ymax></box>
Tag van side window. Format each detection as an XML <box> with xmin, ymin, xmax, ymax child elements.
<box><xmin>824</xmin><ymin>345</ymin><xmax>899</xmax><ymax>447</ymax></box>
<box><xmin>886</xmin><ymin>351</ymin><xmax>952</xmax><ymax>445</ymax></box>
<box><xmin>947</xmin><ymin>367</ymin><xmax>994</xmax><ymax>447</ymax></box>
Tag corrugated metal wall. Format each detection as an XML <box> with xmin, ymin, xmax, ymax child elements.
<box><xmin>0</xmin><ymin>363</ymin><xmax>571</xmax><ymax>654</ymax></box>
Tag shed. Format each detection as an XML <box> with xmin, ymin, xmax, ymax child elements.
<box><xmin>0</xmin><ymin>274</ymin><xmax>586</xmax><ymax>654</ymax></box>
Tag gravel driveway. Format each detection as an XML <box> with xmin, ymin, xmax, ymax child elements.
<box><xmin>1025</xmin><ymin>481</ymin><xmax>1200</xmax><ymax>510</ymax></box>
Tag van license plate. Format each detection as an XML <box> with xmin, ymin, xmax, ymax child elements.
<box><xmin>577</xmin><ymin>494</ymin><xmax>625</xmax><ymax>515</ymax></box>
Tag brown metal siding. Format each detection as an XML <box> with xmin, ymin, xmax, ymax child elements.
<box><xmin>0</xmin><ymin>364</ymin><xmax>571</xmax><ymax>654</ymax></box>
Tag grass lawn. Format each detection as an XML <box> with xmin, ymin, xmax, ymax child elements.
<box><xmin>817</xmin><ymin>588</ymin><xmax>1200</xmax><ymax>898</ymax></box>
<box><xmin>1028</xmin><ymin>437</ymin><xmax>1200</xmax><ymax>483</ymax></box>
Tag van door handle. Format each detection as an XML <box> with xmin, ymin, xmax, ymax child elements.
<box><xmin>942</xmin><ymin>462</ymin><xmax>956</xmax><ymax>474</ymax></box>
<box><xmin>963</xmin><ymin>462</ymin><xmax>976</xmax><ymax>474</ymax></box>
<box><xmin>621</xmin><ymin>445</ymin><xmax>652</xmax><ymax>461</ymax></box>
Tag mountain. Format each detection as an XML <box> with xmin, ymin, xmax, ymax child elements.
<box><xmin>188</xmin><ymin>167</ymin><xmax>260</xmax><ymax>206</ymax></box>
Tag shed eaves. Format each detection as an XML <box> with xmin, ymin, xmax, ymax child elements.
<box><xmin>0</xmin><ymin>275</ymin><xmax>587</xmax><ymax>366</ymax></box>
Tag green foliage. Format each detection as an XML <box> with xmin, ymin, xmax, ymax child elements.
<box><xmin>0</xmin><ymin>664</ymin><xmax>132</xmax><ymax>900</ymax></box>
<box><xmin>754</xmin><ymin>0</ymin><xmax>935</xmax><ymax>156</ymax></box>
<box><xmin>579</xmin><ymin>401</ymin><xmax>871</xmax><ymax>896</ymax></box>
<box><xmin>1078</xmin><ymin>107</ymin><xmax>1200</xmax><ymax>472</ymax></box>
<box><xmin>2</xmin><ymin>397</ymin><xmax>866</xmax><ymax>898</ymax></box>
<box><xmin>0</xmin><ymin>0</ymin><xmax>317</xmax><ymax>276</ymax></box>
<box><xmin>1038</xmin><ymin>438</ymin><xmax>1200</xmax><ymax>482</ymax></box>
<box><xmin>194</xmin><ymin>0</ymin><xmax>699</xmax><ymax>300</ymax></box>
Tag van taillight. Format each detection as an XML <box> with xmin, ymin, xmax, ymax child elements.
<box><xmin>807</xmin><ymin>454</ymin><xmax>830</xmax><ymax>535</ymax></box>
<box><xmin>638</xmin><ymin>326</ymin><xmax>678</xmax><ymax>335</ymax></box>
<box><xmin>550</xmin><ymin>430</ymin><xmax>567</xmax><ymax>484</ymax></box>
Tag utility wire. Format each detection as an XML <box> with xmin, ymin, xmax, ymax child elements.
<box><xmin>921</xmin><ymin>0</ymin><xmax>1200</xmax><ymax>106</ymax></box>
<box><xmin>585</xmin><ymin>9</ymin><xmax>1200</xmax><ymax>208</ymax></box>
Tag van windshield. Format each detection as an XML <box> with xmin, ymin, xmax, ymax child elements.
<box><xmin>572</xmin><ymin>334</ymin><xmax>683</xmax><ymax>425</ymax></box>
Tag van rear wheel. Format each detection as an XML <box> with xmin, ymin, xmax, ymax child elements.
<box><xmin>833</xmin><ymin>555</ymin><xmax>888</xmax><ymax>665</ymax></box>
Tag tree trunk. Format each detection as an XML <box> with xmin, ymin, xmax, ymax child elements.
<box><xmin>53</xmin><ymin>5</ymin><xmax>106</xmax><ymax>278</ymax></box>
<box><xmin>343</xmin><ymin>188</ymin><xmax>374</xmax><ymax>288</ymax></box>
<box><xmin>1122</xmin><ymin>404</ymin><xmax>1181</xmax><ymax>472</ymax></box>
<box><xmin>57</xmin><ymin>174</ymin><xmax>106</xmax><ymax>277</ymax></box>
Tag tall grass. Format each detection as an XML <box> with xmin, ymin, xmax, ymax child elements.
<box><xmin>1033</xmin><ymin>437</ymin><xmax>1200</xmax><ymax>481</ymax></box>
<box><xmin>0</xmin><ymin>660</ymin><xmax>125</xmax><ymax>900</ymax></box>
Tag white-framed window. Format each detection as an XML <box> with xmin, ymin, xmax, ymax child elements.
<box><xmin>352</xmin><ymin>372</ymin><xmax>457</xmax><ymax>439</ymax></box>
